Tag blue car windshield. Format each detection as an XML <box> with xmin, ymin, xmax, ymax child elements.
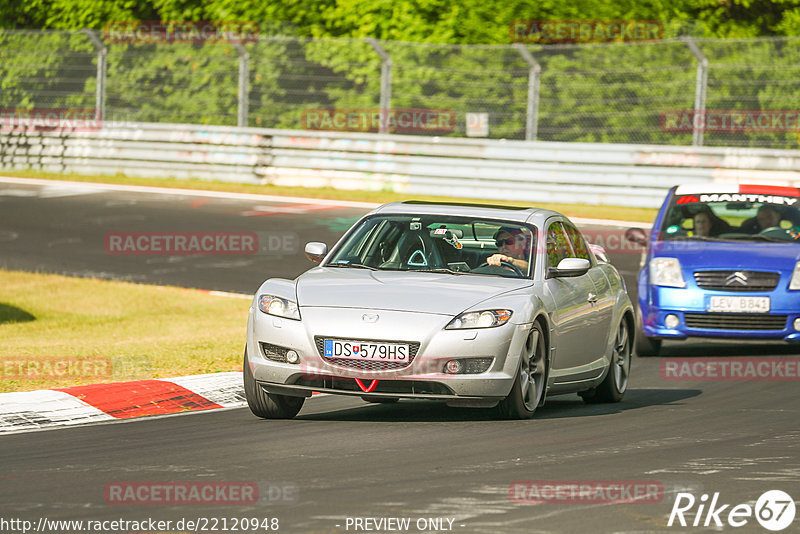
<box><xmin>660</xmin><ymin>194</ymin><xmax>800</xmax><ymax>243</ymax></box>
<box><xmin>326</xmin><ymin>215</ymin><xmax>536</xmax><ymax>278</ymax></box>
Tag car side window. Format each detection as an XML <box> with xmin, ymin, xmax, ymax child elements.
<box><xmin>546</xmin><ymin>222</ymin><xmax>573</xmax><ymax>268</ymax></box>
<box><xmin>562</xmin><ymin>222</ymin><xmax>592</xmax><ymax>262</ymax></box>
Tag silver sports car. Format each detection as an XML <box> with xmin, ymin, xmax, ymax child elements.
<box><xmin>244</xmin><ymin>201</ymin><xmax>634</xmax><ymax>419</ymax></box>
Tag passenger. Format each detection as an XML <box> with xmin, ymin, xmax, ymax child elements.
<box><xmin>487</xmin><ymin>227</ymin><xmax>531</xmax><ymax>272</ymax></box>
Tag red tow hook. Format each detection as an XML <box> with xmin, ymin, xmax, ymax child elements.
<box><xmin>355</xmin><ymin>378</ymin><xmax>379</xmax><ymax>393</ymax></box>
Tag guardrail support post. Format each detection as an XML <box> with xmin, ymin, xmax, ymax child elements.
<box><xmin>81</xmin><ymin>29</ymin><xmax>107</xmax><ymax>122</ymax></box>
<box><xmin>366</xmin><ymin>38</ymin><xmax>392</xmax><ymax>134</ymax></box>
<box><xmin>684</xmin><ymin>37</ymin><xmax>709</xmax><ymax>147</ymax></box>
<box><xmin>234</xmin><ymin>43</ymin><xmax>250</xmax><ymax>128</ymax></box>
<box><xmin>514</xmin><ymin>44</ymin><xmax>541</xmax><ymax>141</ymax></box>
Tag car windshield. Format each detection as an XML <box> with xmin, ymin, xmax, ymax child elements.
<box><xmin>660</xmin><ymin>193</ymin><xmax>800</xmax><ymax>243</ymax></box>
<box><xmin>326</xmin><ymin>215</ymin><xmax>536</xmax><ymax>278</ymax></box>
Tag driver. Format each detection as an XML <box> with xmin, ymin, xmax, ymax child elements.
<box><xmin>487</xmin><ymin>227</ymin><xmax>531</xmax><ymax>272</ymax></box>
<box><xmin>755</xmin><ymin>204</ymin><xmax>781</xmax><ymax>231</ymax></box>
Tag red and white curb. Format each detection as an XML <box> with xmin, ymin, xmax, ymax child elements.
<box><xmin>0</xmin><ymin>371</ymin><xmax>247</xmax><ymax>433</ymax></box>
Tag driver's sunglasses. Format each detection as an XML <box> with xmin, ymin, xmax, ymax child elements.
<box><xmin>495</xmin><ymin>237</ymin><xmax>515</xmax><ymax>247</ymax></box>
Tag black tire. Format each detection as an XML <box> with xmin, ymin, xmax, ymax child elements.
<box><xmin>581</xmin><ymin>316</ymin><xmax>632</xmax><ymax>404</ymax></box>
<box><xmin>634</xmin><ymin>307</ymin><xmax>661</xmax><ymax>357</ymax></box>
<box><xmin>243</xmin><ymin>350</ymin><xmax>304</xmax><ymax>419</ymax></box>
<box><xmin>497</xmin><ymin>324</ymin><xmax>547</xmax><ymax>420</ymax></box>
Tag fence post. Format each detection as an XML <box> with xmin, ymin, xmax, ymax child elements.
<box><xmin>366</xmin><ymin>38</ymin><xmax>392</xmax><ymax>134</ymax></box>
<box><xmin>81</xmin><ymin>29</ymin><xmax>107</xmax><ymax>122</ymax></box>
<box><xmin>513</xmin><ymin>43</ymin><xmax>541</xmax><ymax>141</ymax></box>
<box><xmin>683</xmin><ymin>37</ymin><xmax>708</xmax><ymax>147</ymax></box>
<box><xmin>234</xmin><ymin>43</ymin><xmax>250</xmax><ymax>128</ymax></box>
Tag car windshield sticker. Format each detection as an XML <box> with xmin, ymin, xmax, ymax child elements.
<box><xmin>407</xmin><ymin>250</ymin><xmax>427</xmax><ymax>266</ymax></box>
<box><xmin>693</xmin><ymin>194</ymin><xmax>799</xmax><ymax>205</ymax></box>
<box><xmin>666</xmin><ymin>225</ymin><xmax>679</xmax><ymax>234</ymax></box>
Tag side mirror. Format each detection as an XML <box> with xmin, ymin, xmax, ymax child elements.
<box><xmin>588</xmin><ymin>243</ymin><xmax>609</xmax><ymax>263</ymax></box>
<box><xmin>304</xmin><ymin>242</ymin><xmax>328</xmax><ymax>263</ymax></box>
<box><xmin>548</xmin><ymin>257</ymin><xmax>591</xmax><ymax>278</ymax></box>
<box><xmin>625</xmin><ymin>228</ymin><xmax>648</xmax><ymax>247</ymax></box>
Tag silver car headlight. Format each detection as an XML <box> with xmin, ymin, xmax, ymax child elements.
<box><xmin>258</xmin><ymin>294</ymin><xmax>301</xmax><ymax>320</ymax></box>
<box><xmin>446</xmin><ymin>309</ymin><xmax>512</xmax><ymax>329</ymax></box>
<box><xmin>649</xmin><ymin>257</ymin><xmax>686</xmax><ymax>288</ymax></box>
<box><xmin>790</xmin><ymin>262</ymin><xmax>800</xmax><ymax>290</ymax></box>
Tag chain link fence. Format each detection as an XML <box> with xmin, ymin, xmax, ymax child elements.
<box><xmin>1</xmin><ymin>29</ymin><xmax>799</xmax><ymax>148</ymax></box>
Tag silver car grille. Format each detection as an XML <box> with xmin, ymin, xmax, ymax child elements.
<box><xmin>314</xmin><ymin>336</ymin><xmax>421</xmax><ymax>371</ymax></box>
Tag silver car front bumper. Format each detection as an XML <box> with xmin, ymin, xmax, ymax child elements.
<box><xmin>247</xmin><ymin>306</ymin><xmax>535</xmax><ymax>400</ymax></box>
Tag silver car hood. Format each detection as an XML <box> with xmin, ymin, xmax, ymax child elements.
<box><xmin>296</xmin><ymin>267</ymin><xmax>532</xmax><ymax>315</ymax></box>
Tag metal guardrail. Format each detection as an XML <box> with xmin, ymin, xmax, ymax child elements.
<box><xmin>2</xmin><ymin>121</ymin><xmax>799</xmax><ymax>208</ymax></box>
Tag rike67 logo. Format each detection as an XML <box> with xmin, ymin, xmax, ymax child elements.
<box><xmin>668</xmin><ymin>490</ymin><xmax>796</xmax><ymax>531</ymax></box>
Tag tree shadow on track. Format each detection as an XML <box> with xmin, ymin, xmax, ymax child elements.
<box><xmin>0</xmin><ymin>302</ymin><xmax>35</xmax><ymax>325</ymax></box>
<box><xmin>295</xmin><ymin>388</ymin><xmax>700</xmax><ymax>423</ymax></box>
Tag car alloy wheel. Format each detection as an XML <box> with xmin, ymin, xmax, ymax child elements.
<box><xmin>581</xmin><ymin>315</ymin><xmax>632</xmax><ymax>404</ymax></box>
<box><xmin>613</xmin><ymin>319</ymin><xmax>631</xmax><ymax>393</ymax></box>
<box><xmin>498</xmin><ymin>323</ymin><xmax>546</xmax><ymax>419</ymax></box>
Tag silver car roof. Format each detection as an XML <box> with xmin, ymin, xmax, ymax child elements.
<box><xmin>370</xmin><ymin>201</ymin><xmax>564</xmax><ymax>227</ymax></box>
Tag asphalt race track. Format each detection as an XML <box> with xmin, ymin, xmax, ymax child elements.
<box><xmin>1</xmin><ymin>179</ymin><xmax>799</xmax><ymax>533</ymax></box>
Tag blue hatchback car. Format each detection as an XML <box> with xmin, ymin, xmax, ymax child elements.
<box><xmin>627</xmin><ymin>183</ymin><xmax>800</xmax><ymax>356</ymax></box>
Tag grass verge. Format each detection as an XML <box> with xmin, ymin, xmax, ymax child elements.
<box><xmin>0</xmin><ymin>269</ymin><xmax>249</xmax><ymax>393</ymax></box>
<box><xmin>3</xmin><ymin>169</ymin><xmax>657</xmax><ymax>223</ymax></box>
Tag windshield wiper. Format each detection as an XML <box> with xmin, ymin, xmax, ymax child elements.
<box><xmin>415</xmin><ymin>268</ymin><xmax>469</xmax><ymax>275</ymax></box>
<box><xmin>326</xmin><ymin>262</ymin><xmax>380</xmax><ymax>270</ymax></box>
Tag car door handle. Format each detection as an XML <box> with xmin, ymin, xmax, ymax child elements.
<box><xmin>587</xmin><ymin>293</ymin><xmax>598</xmax><ymax>303</ymax></box>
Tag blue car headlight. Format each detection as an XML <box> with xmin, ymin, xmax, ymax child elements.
<box><xmin>258</xmin><ymin>294</ymin><xmax>301</xmax><ymax>320</ymax></box>
<box><xmin>650</xmin><ymin>257</ymin><xmax>686</xmax><ymax>288</ymax></box>
<box><xmin>446</xmin><ymin>309</ymin><xmax>512</xmax><ymax>329</ymax></box>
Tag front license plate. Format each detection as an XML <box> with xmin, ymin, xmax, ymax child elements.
<box><xmin>323</xmin><ymin>339</ymin><xmax>410</xmax><ymax>362</ymax></box>
<box><xmin>707</xmin><ymin>296</ymin><xmax>770</xmax><ymax>313</ymax></box>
